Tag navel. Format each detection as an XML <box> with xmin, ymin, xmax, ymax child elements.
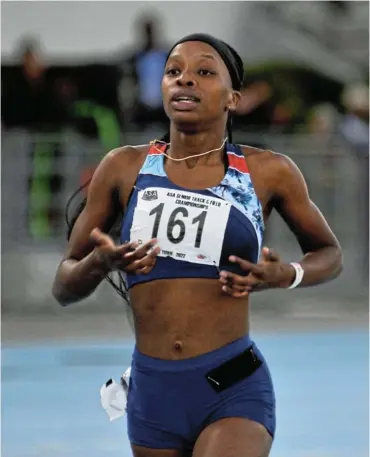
<box><xmin>173</xmin><ymin>340</ymin><xmax>184</xmax><ymax>353</ymax></box>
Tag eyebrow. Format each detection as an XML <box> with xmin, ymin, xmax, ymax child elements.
<box><xmin>197</xmin><ymin>53</ymin><xmax>217</xmax><ymax>61</ymax></box>
<box><xmin>167</xmin><ymin>53</ymin><xmax>217</xmax><ymax>62</ymax></box>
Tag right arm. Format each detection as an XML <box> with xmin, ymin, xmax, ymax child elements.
<box><xmin>52</xmin><ymin>148</ymin><xmax>125</xmax><ymax>306</ymax></box>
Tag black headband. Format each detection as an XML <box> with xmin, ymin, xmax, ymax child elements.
<box><xmin>166</xmin><ymin>33</ymin><xmax>244</xmax><ymax>91</ymax></box>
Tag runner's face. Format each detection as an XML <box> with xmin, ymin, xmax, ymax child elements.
<box><xmin>162</xmin><ymin>41</ymin><xmax>240</xmax><ymax>125</ymax></box>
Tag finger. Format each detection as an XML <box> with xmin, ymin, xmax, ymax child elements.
<box><xmin>90</xmin><ymin>228</ymin><xmax>115</xmax><ymax>247</ymax></box>
<box><xmin>116</xmin><ymin>240</ymin><xmax>139</xmax><ymax>254</ymax></box>
<box><xmin>133</xmin><ymin>245</ymin><xmax>160</xmax><ymax>265</ymax></box>
<box><xmin>135</xmin><ymin>246</ymin><xmax>160</xmax><ymax>267</ymax></box>
<box><xmin>219</xmin><ymin>275</ymin><xmax>247</xmax><ymax>291</ymax></box>
<box><xmin>124</xmin><ymin>239</ymin><xmax>157</xmax><ymax>261</ymax></box>
<box><xmin>221</xmin><ymin>285</ymin><xmax>249</xmax><ymax>298</ymax></box>
<box><xmin>220</xmin><ymin>273</ymin><xmax>267</xmax><ymax>294</ymax></box>
<box><xmin>99</xmin><ymin>241</ymin><xmax>138</xmax><ymax>263</ymax></box>
<box><xmin>261</xmin><ymin>247</ymin><xmax>280</xmax><ymax>262</ymax></box>
<box><xmin>220</xmin><ymin>281</ymin><xmax>249</xmax><ymax>292</ymax></box>
<box><xmin>219</xmin><ymin>271</ymin><xmax>252</xmax><ymax>288</ymax></box>
<box><xmin>123</xmin><ymin>239</ymin><xmax>158</xmax><ymax>260</ymax></box>
<box><xmin>124</xmin><ymin>246</ymin><xmax>160</xmax><ymax>272</ymax></box>
<box><xmin>136</xmin><ymin>263</ymin><xmax>156</xmax><ymax>275</ymax></box>
<box><xmin>228</xmin><ymin>256</ymin><xmax>265</xmax><ymax>275</ymax></box>
<box><xmin>268</xmin><ymin>248</ymin><xmax>280</xmax><ymax>262</ymax></box>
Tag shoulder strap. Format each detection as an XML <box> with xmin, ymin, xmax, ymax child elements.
<box><xmin>226</xmin><ymin>143</ymin><xmax>249</xmax><ymax>174</ymax></box>
<box><xmin>148</xmin><ymin>140</ymin><xmax>167</xmax><ymax>156</ymax></box>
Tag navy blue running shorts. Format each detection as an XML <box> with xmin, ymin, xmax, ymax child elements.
<box><xmin>127</xmin><ymin>335</ymin><xmax>276</xmax><ymax>451</ymax></box>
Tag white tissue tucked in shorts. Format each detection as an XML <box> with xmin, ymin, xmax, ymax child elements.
<box><xmin>100</xmin><ymin>367</ymin><xmax>131</xmax><ymax>421</ymax></box>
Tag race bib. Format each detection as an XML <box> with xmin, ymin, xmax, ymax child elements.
<box><xmin>130</xmin><ymin>187</ymin><xmax>231</xmax><ymax>266</ymax></box>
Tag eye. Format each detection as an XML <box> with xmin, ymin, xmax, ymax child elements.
<box><xmin>198</xmin><ymin>69</ymin><xmax>216</xmax><ymax>76</ymax></box>
<box><xmin>165</xmin><ymin>68</ymin><xmax>180</xmax><ymax>76</ymax></box>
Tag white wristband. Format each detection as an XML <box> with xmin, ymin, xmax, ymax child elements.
<box><xmin>287</xmin><ymin>262</ymin><xmax>304</xmax><ymax>289</ymax></box>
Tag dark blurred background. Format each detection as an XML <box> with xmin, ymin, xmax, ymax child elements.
<box><xmin>1</xmin><ymin>2</ymin><xmax>369</xmax><ymax>457</ymax></box>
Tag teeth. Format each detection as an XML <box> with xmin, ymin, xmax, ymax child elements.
<box><xmin>176</xmin><ymin>97</ymin><xmax>195</xmax><ymax>101</ymax></box>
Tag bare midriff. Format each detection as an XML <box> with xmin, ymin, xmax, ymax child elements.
<box><xmin>129</xmin><ymin>278</ymin><xmax>249</xmax><ymax>360</ymax></box>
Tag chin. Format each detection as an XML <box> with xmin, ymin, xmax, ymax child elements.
<box><xmin>169</xmin><ymin>110</ymin><xmax>203</xmax><ymax>130</ymax></box>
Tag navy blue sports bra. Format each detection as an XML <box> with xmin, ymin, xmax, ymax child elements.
<box><xmin>121</xmin><ymin>141</ymin><xmax>264</xmax><ymax>289</ymax></box>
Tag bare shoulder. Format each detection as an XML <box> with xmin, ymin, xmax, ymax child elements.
<box><xmin>104</xmin><ymin>144</ymin><xmax>150</xmax><ymax>170</ymax></box>
<box><xmin>239</xmin><ymin>144</ymin><xmax>298</xmax><ymax>194</ymax></box>
<box><xmin>240</xmin><ymin>144</ymin><xmax>294</xmax><ymax>171</ymax></box>
<box><xmin>97</xmin><ymin>144</ymin><xmax>150</xmax><ymax>183</ymax></box>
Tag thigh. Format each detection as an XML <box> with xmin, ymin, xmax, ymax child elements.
<box><xmin>192</xmin><ymin>417</ymin><xmax>272</xmax><ymax>457</ymax></box>
<box><xmin>131</xmin><ymin>444</ymin><xmax>190</xmax><ymax>457</ymax></box>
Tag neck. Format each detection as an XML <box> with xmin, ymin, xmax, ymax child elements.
<box><xmin>168</xmin><ymin>123</ymin><xmax>227</xmax><ymax>161</ymax></box>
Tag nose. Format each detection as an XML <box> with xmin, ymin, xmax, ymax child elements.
<box><xmin>176</xmin><ymin>71</ymin><xmax>195</xmax><ymax>87</ymax></box>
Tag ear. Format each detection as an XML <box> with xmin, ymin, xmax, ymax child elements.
<box><xmin>226</xmin><ymin>90</ymin><xmax>242</xmax><ymax>113</ymax></box>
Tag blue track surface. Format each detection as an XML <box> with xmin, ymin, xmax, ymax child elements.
<box><xmin>2</xmin><ymin>330</ymin><xmax>368</xmax><ymax>457</ymax></box>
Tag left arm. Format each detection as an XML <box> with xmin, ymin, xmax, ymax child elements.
<box><xmin>271</xmin><ymin>153</ymin><xmax>343</xmax><ymax>287</ymax></box>
<box><xmin>220</xmin><ymin>153</ymin><xmax>343</xmax><ymax>296</ymax></box>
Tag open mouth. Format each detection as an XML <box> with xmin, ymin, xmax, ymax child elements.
<box><xmin>171</xmin><ymin>94</ymin><xmax>200</xmax><ymax>110</ymax></box>
<box><xmin>172</xmin><ymin>95</ymin><xmax>200</xmax><ymax>103</ymax></box>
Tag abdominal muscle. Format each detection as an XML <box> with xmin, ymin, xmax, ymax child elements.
<box><xmin>129</xmin><ymin>278</ymin><xmax>250</xmax><ymax>360</ymax></box>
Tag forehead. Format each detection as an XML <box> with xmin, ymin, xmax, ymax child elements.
<box><xmin>168</xmin><ymin>41</ymin><xmax>224</xmax><ymax>66</ymax></box>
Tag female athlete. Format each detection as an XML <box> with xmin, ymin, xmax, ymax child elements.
<box><xmin>52</xmin><ymin>34</ymin><xmax>343</xmax><ymax>457</ymax></box>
